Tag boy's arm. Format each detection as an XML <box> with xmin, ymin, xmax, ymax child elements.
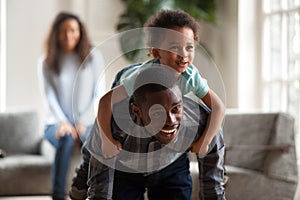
<box><xmin>97</xmin><ymin>84</ymin><xmax>128</xmax><ymax>158</ymax></box>
<box><xmin>191</xmin><ymin>89</ymin><xmax>225</xmax><ymax>155</ymax></box>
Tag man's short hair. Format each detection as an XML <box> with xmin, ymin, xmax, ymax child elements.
<box><xmin>132</xmin><ymin>66</ymin><xmax>179</xmax><ymax>105</ymax></box>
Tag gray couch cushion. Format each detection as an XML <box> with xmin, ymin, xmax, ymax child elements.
<box><xmin>0</xmin><ymin>110</ymin><xmax>41</xmax><ymax>155</ymax></box>
<box><xmin>223</xmin><ymin>113</ymin><xmax>277</xmax><ymax>172</ymax></box>
<box><xmin>225</xmin><ymin>165</ymin><xmax>297</xmax><ymax>200</ymax></box>
<box><xmin>0</xmin><ymin>154</ymin><xmax>52</xmax><ymax>195</ymax></box>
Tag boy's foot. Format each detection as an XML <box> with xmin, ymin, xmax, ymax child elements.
<box><xmin>69</xmin><ymin>167</ymin><xmax>88</xmax><ymax>200</ymax></box>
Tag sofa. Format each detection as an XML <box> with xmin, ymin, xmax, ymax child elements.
<box><xmin>1</xmin><ymin>110</ymin><xmax>298</xmax><ymax>199</ymax></box>
<box><xmin>0</xmin><ymin>110</ymin><xmax>81</xmax><ymax>196</ymax></box>
<box><xmin>0</xmin><ymin>110</ymin><xmax>53</xmax><ymax>195</ymax></box>
<box><xmin>190</xmin><ymin>111</ymin><xmax>298</xmax><ymax>200</ymax></box>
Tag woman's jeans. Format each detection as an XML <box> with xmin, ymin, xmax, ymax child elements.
<box><xmin>45</xmin><ymin>124</ymin><xmax>92</xmax><ymax>199</ymax></box>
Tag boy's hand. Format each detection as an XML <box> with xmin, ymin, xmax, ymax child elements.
<box><xmin>190</xmin><ymin>138</ymin><xmax>209</xmax><ymax>156</ymax></box>
<box><xmin>101</xmin><ymin>134</ymin><xmax>122</xmax><ymax>158</ymax></box>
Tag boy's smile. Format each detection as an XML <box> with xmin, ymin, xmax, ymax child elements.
<box><xmin>152</xmin><ymin>27</ymin><xmax>195</xmax><ymax>74</ymax></box>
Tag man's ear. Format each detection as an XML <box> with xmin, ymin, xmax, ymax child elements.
<box><xmin>132</xmin><ymin>103</ymin><xmax>141</xmax><ymax>118</ymax></box>
<box><xmin>151</xmin><ymin>48</ymin><xmax>161</xmax><ymax>59</ymax></box>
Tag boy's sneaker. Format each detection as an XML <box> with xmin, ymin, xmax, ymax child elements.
<box><xmin>69</xmin><ymin>167</ymin><xmax>88</xmax><ymax>200</ymax></box>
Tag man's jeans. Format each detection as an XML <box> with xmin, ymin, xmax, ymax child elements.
<box><xmin>87</xmin><ymin>153</ymin><xmax>192</xmax><ymax>200</ymax></box>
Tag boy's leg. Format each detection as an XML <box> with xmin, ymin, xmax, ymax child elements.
<box><xmin>87</xmin><ymin>156</ymin><xmax>115</xmax><ymax>200</ymax></box>
<box><xmin>197</xmin><ymin>131</ymin><xmax>226</xmax><ymax>200</ymax></box>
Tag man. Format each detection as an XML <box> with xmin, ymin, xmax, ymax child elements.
<box><xmin>85</xmin><ymin>67</ymin><xmax>225</xmax><ymax>199</ymax></box>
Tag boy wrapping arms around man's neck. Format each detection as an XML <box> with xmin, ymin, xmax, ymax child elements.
<box><xmin>98</xmin><ymin>9</ymin><xmax>225</xmax><ymax>158</ymax></box>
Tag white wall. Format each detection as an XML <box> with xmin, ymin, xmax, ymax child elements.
<box><xmin>6</xmin><ymin>0</ymin><xmax>57</xmax><ymax>115</ymax></box>
<box><xmin>4</xmin><ymin>0</ymin><xmax>126</xmax><ymax>123</ymax></box>
<box><xmin>200</xmin><ymin>0</ymin><xmax>239</xmax><ymax>108</ymax></box>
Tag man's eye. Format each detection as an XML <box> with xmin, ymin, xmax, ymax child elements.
<box><xmin>150</xmin><ymin>111</ymin><xmax>165</xmax><ymax>118</ymax></box>
<box><xmin>172</xmin><ymin>105</ymin><xmax>182</xmax><ymax>113</ymax></box>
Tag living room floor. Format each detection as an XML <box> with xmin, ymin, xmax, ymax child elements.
<box><xmin>1</xmin><ymin>165</ymin><xmax>300</xmax><ymax>200</ymax></box>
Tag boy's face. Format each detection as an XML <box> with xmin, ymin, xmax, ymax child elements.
<box><xmin>152</xmin><ymin>27</ymin><xmax>195</xmax><ymax>74</ymax></box>
<box><xmin>135</xmin><ymin>85</ymin><xmax>183</xmax><ymax>144</ymax></box>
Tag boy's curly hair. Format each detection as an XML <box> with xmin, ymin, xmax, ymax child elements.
<box><xmin>144</xmin><ymin>9</ymin><xmax>200</xmax><ymax>48</ymax></box>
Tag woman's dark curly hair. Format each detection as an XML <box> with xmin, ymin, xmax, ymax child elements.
<box><xmin>144</xmin><ymin>9</ymin><xmax>200</xmax><ymax>48</ymax></box>
<box><xmin>44</xmin><ymin>12</ymin><xmax>92</xmax><ymax>74</ymax></box>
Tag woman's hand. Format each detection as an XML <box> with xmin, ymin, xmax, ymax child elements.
<box><xmin>76</xmin><ymin>123</ymin><xmax>87</xmax><ymax>137</ymax></box>
<box><xmin>56</xmin><ymin>121</ymin><xmax>78</xmax><ymax>140</ymax></box>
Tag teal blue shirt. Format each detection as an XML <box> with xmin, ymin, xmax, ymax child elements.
<box><xmin>120</xmin><ymin>59</ymin><xmax>209</xmax><ymax>99</ymax></box>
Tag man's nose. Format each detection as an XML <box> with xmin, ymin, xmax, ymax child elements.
<box><xmin>165</xmin><ymin>112</ymin><xmax>176</xmax><ymax>125</ymax></box>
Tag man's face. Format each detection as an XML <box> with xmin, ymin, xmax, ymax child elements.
<box><xmin>152</xmin><ymin>27</ymin><xmax>195</xmax><ymax>74</ymax></box>
<box><xmin>137</xmin><ymin>85</ymin><xmax>183</xmax><ymax>144</ymax></box>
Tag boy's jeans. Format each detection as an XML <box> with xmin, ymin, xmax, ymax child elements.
<box><xmin>197</xmin><ymin>130</ymin><xmax>226</xmax><ymax>200</ymax></box>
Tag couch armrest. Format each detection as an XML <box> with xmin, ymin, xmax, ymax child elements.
<box><xmin>225</xmin><ymin>144</ymin><xmax>291</xmax><ymax>153</ymax></box>
<box><xmin>40</xmin><ymin>139</ymin><xmax>55</xmax><ymax>161</ymax></box>
<box><xmin>264</xmin><ymin>113</ymin><xmax>298</xmax><ymax>183</ymax></box>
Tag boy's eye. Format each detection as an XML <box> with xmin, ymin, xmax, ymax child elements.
<box><xmin>186</xmin><ymin>45</ymin><xmax>194</xmax><ymax>51</ymax></box>
<box><xmin>168</xmin><ymin>45</ymin><xmax>194</xmax><ymax>53</ymax></box>
<box><xmin>169</xmin><ymin>45</ymin><xmax>180</xmax><ymax>52</ymax></box>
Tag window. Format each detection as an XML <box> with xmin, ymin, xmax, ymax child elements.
<box><xmin>262</xmin><ymin>0</ymin><xmax>300</xmax><ymax>155</ymax></box>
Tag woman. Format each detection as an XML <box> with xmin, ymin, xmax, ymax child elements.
<box><xmin>38</xmin><ymin>12</ymin><xmax>105</xmax><ymax>200</ymax></box>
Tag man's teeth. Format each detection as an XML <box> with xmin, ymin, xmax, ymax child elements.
<box><xmin>161</xmin><ymin>129</ymin><xmax>176</xmax><ymax>134</ymax></box>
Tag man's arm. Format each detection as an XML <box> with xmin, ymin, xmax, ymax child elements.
<box><xmin>87</xmin><ymin>156</ymin><xmax>114</xmax><ymax>199</ymax></box>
